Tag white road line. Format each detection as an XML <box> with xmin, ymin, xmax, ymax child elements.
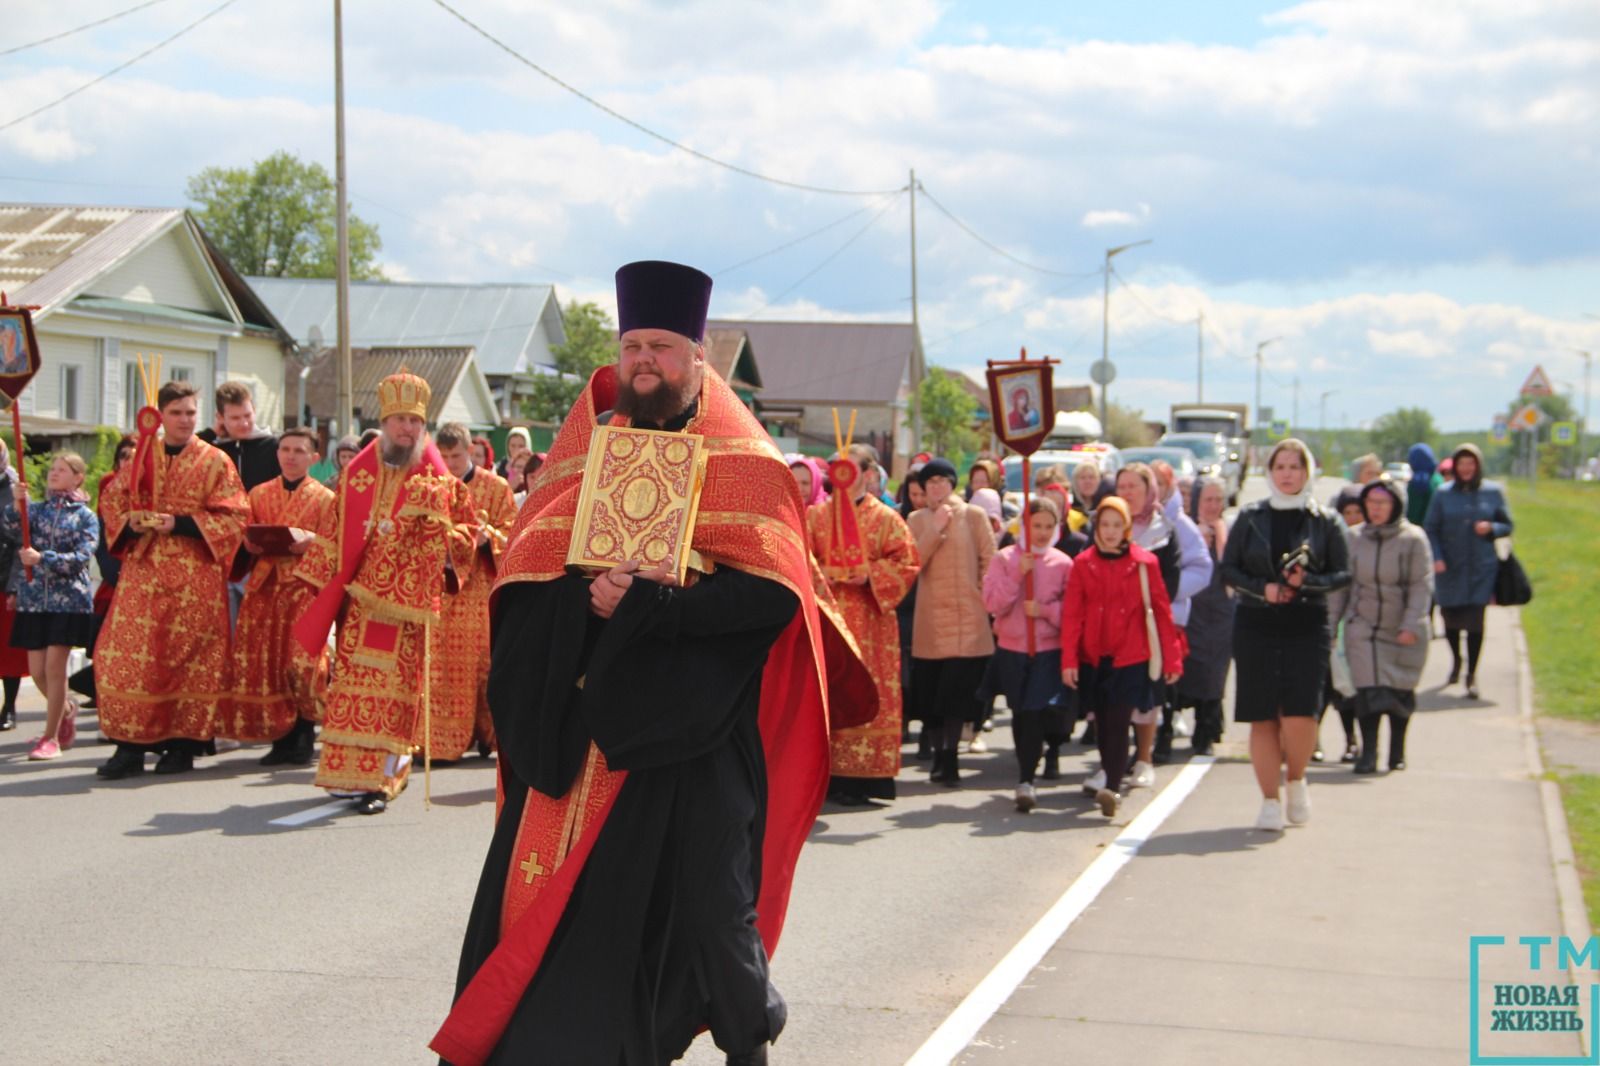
<box><xmin>268</xmin><ymin>799</ymin><xmax>349</xmax><ymax>827</ymax></box>
<box><xmin>903</xmin><ymin>756</ymin><xmax>1217</xmax><ymax>1066</ymax></box>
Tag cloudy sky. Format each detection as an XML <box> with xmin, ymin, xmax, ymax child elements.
<box><xmin>3</xmin><ymin>0</ymin><xmax>1597</xmax><ymax>430</ymax></box>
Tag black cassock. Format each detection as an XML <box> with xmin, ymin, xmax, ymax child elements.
<box><xmin>447</xmin><ymin>567</ymin><xmax>799</xmax><ymax>1066</ymax></box>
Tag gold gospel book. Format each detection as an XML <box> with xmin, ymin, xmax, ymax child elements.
<box><xmin>566</xmin><ymin>425</ymin><xmax>709</xmax><ymax>585</ymax></box>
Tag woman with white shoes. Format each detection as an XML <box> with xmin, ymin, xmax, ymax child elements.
<box><xmin>1060</xmin><ymin>497</ymin><xmax>1183</xmax><ymax>817</ymax></box>
<box><xmin>1220</xmin><ymin>439</ymin><xmax>1350</xmax><ymax>831</ymax></box>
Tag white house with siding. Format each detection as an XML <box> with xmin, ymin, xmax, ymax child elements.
<box><xmin>0</xmin><ymin>205</ymin><xmax>292</xmax><ymax>440</ymax></box>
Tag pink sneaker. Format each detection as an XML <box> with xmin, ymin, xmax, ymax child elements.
<box><xmin>60</xmin><ymin>704</ymin><xmax>77</xmax><ymax>749</ymax></box>
<box><xmin>28</xmin><ymin>737</ymin><xmax>61</xmax><ymax>760</ymax></box>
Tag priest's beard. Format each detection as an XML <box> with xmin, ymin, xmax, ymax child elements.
<box><xmin>379</xmin><ymin>433</ymin><xmax>425</xmax><ymax>469</ymax></box>
<box><xmin>615</xmin><ymin>370</ymin><xmax>700</xmax><ymax>426</ymax></box>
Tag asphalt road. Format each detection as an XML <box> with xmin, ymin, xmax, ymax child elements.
<box><xmin>1</xmin><ymin>475</ymin><xmax>1345</xmax><ymax>1065</ymax></box>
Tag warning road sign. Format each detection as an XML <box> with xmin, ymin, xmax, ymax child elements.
<box><xmin>1520</xmin><ymin>366</ymin><xmax>1554</xmax><ymax>398</ymax></box>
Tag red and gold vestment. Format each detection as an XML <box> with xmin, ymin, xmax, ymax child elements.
<box><xmin>96</xmin><ymin>436</ymin><xmax>248</xmax><ymax>744</ymax></box>
<box><xmin>805</xmin><ymin>494</ymin><xmax>919</xmax><ymax>782</ymax></box>
<box><xmin>426</xmin><ymin>465</ymin><xmax>517</xmax><ymax>760</ymax></box>
<box><xmin>224</xmin><ymin>477</ymin><xmax>336</xmax><ymax>741</ymax></box>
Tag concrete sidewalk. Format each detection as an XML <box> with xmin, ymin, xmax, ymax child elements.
<box><xmin>957</xmin><ymin>607</ymin><xmax>1591</xmax><ymax>1065</ymax></box>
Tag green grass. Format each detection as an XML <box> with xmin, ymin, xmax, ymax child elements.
<box><xmin>1508</xmin><ymin>481</ymin><xmax>1600</xmax><ymax>722</ymax></box>
<box><xmin>1557</xmin><ymin>774</ymin><xmax>1600</xmax><ymax>933</ymax></box>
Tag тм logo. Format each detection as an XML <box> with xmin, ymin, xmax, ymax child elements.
<box><xmin>1471</xmin><ymin>936</ymin><xmax>1600</xmax><ymax>1065</ymax></box>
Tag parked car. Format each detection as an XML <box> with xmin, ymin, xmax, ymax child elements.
<box><xmin>1117</xmin><ymin>446</ymin><xmax>1200</xmax><ymax>486</ymax></box>
<box><xmin>1385</xmin><ymin>461</ymin><xmax>1414</xmax><ymax>483</ymax></box>
<box><xmin>1159</xmin><ymin>431</ymin><xmax>1245</xmax><ymax>505</ymax></box>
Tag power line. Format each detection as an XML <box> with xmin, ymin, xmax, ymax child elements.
<box><xmin>427</xmin><ymin>0</ymin><xmax>902</xmax><ymax>198</ymax></box>
<box><xmin>0</xmin><ymin>0</ymin><xmax>240</xmax><ymax>133</ymax></box>
<box><xmin>713</xmin><ymin>192</ymin><xmax>905</xmax><ymax>277</ymax></box>
<box><xmin>0</xmin><ymin>0</ymin><xmax>176</xmax><ymax>58</ymax></box>
<box><xmin>916</xmin><ymin>183</ymin><xmax>1100</xmax><ymax>280</ymax></box>
<box><xmin>742</xmin><ymin>195</ymin><xmax>901</xmax><ymax>318</ymax></box>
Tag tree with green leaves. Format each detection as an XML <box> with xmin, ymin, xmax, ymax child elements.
<box><xmin>523</xmin><ymin>300</ymin><xmax>617</xmax><ymax>423</ymax></box>
<box><xmin>1103</xmin><ymin>401</ymin><xmax>1154</xmax><ymax>449</ymax></box>
<box><xmin>1369</xmin><ymin>406</ymin><xmax>1438</xmax><ymax>461</ymax></box>
<box><xmin>187</xmin><ymin>151</ymin><xmax>385</xmax><ymax>279</ymax></box>
<box><xmin>915</xmin><ymin>366</ymin><xmax>982</xmax><ymax>457</ymax></box>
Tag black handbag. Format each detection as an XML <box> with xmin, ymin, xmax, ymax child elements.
<box><xmin>1495</xmin><ymin>551</ymin><xmax>1533</xmax><ymax>607</ymax></box>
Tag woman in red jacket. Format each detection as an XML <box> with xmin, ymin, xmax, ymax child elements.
<box><xmin>1061</xmin><ymin>496</ymin><xmax>1184</xmax><ymax>817</ymax></box>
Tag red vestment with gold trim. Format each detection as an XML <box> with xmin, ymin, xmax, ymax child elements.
<box><xmin>95</xmin><ymin>436</ymin><xmax>247</xmax><ymax>744</ymax></box>
<box><xmin>224</xmin><ymin>477</ymin><xmax>336</xmax><ymax>741</ymax></box>
<box><xmin>427</xmin><ymin>466</ymin><xmax>516</xmax><ymax>760</ymax></box>
<box><xmin>431</xmin><ymin>366</ymin><xmax>875</xmax><ymax>1066</ymax></box>
<box><xmin>294</xmin><ymin>443</ymin><xmax>479</xmax><ymax>799</ymax></box>
<box><xmin>806</xmin><ymin>494</ymin><xmax>919</xmax><ymax>784</ymax></box>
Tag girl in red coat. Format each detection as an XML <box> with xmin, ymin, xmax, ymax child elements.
<box><xmin>1060</xmin><ymin>496</ymin><xmax>1184</xmax><ymax>817</ymax></box>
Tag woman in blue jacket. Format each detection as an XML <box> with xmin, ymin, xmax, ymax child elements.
<box><xmin>1422</xmin><ymin>444</ymin><xmax>1511</xmax><ymax>699</ymax></box>
<box><xmin>5</xmin><ymin>452</ymin><xmax>99</xmax><ymax>760</ymax></box>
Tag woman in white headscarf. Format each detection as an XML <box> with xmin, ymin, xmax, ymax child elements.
<box><xmin>1220</xmin><ymin>439</ymin><xmax>1350</xmax><ymax>832</ymax></box>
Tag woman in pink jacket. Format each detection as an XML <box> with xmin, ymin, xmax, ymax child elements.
<box><xmin>983</xmin><ymin>498</ymin><xmax>1074</xmax><ymax>813</ymax></box>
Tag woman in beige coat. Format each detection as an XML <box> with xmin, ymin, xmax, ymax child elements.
<box><xmin>1333</xmin><ymin>479</ymin><xmax>1433</xmax><ymax>774</ymax></box>
<box><xmin>907</xmin><ymin>458</ymin><xmax>995</xmax><ymax>785</ymax></box>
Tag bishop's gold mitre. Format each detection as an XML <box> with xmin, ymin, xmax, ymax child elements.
<box><xmin>378</xmin><ymin>369</ymin><xmax>430</xmax><ymax>420</ymax></box>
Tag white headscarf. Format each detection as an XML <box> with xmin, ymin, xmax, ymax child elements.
<box><xmin>1266</xmin><ymin>438</ymin><xmax>1319</xmax><ymax>511</ymax></box>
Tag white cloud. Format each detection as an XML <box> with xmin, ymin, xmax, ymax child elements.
<box><xmin>1366</xmin><ymin>328</ymin><xmax>1451</xmax><ymax>360</ymax></box>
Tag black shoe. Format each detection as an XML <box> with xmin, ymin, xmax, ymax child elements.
<box><xmin>726</xmin><ymin>1047</ymin><xmax>768</xmax><ymax>1066</ymax></box>
<box><xmin>1079</xmin><ymin>721</ymin><xmax>1097</xmax><ymax>746</ymax></box>
<box><xmin>1340</xmin><ymin>743</ymin><xmax>1359</xmax><ymax>764</ymax></box>
<box><xmin>97</xmin><ymin>745</ymin><xmax>145</xmax><ymax>779</ymax></box>
<box><xmin>829</xmin><ymin>790</ymin><xmax>870</xmax><ymax>807</ymax></box>
<box><xmin>476</xmin><ymin>739</ymin><xmax>493</xmax><ymax>759</ymax></box>
<box><xmin>259</xmin><ymin>739</ymin><xmax>298</xmax><ymax>766</ymax></box>
<box><xmin>0</xmin><ymin>705</ymin><xmax>14</xmax><ymax>731</ymax></box>
<box><xmin>1353</xmin><ymin>750</ymin><xmax>1379</xmax><ymax>775</ymax></box>
<box><xmin>353</xmin><ymin>792</ymin><xmax>388</xmax><ymax>815</ymax></box>
<box><xmin>1041</xmin><ymin>751</ymin><xmax>1061</xmax><ymax>780</ymax></box>
<box><xmin>154</xmin><ymin>748</ymin><xmax>194</xmax><ymax>775</ymax></box>
<box><xmin>1192</xmin><ymin>733</ymin><xmax>1214</xmax><ymax>756</ymax></box>
<box><xmin>288</xmin><ymin>725</ymin><xmax>316</xmax><ymax>766</ymax></box>
<box><xmin>1465</xmin><ymin>676</ymin><xmax>1479</xmax><ymax>699</ymax></box>
<box><xmin>1446</xmin><ymin>664</ymin><xmax>1461</xmax><ymax>686</ymax></box>
<box><xmin>1152</xmin><ymin>732</ymin><xmax>1173</xmax><ymax>766</ymax></box>
<box><xmin>1389</xmin><ymin>760</ymin><xmax>1407</xmax><ymax>771</ymax></box>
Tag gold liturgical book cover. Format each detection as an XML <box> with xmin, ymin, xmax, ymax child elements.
<box><xmin>567</xmin><ymin>425</ymin><xmax>709</xmax><ymax>584</ymax></box>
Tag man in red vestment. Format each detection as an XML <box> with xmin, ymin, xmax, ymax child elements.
<box><xmin>435</xmin><ymin>261</ymin><xmax>853</xmax><ymax>1066</ymax></box>
<box><xmin>292</xmin><ymin>371</ymin><xmax>478</xmax><ymax>814</ymax></box>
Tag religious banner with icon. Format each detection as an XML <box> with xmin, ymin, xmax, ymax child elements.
<box><xmin>566</xmin><ymin>424</ymin><xmax>708</xmax><ymax>585</ymax></box>
<box><xmin>0</xmin><ymin>295</ymin><xmax>44</xmax><ymax>578</ymax></box>
<box><xmin>986</xmin><ymin>348</ymin><xmax>1060</xmax><ymax>654</ymax></box>
<box><xmin>986</xmin><ymin>351</ymin><xmax>1056</xmax><ymax>456</ymax></box>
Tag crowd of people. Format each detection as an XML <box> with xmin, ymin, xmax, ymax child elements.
<box><xmin>0</xmin><ymin>361</ymin><xmax>1517</xmax><ymax>835</ymax></box>
<box><xmin>789</xmin><ymin>433</ymin><xmax>1516</xmax><ymax>831</ymax></box>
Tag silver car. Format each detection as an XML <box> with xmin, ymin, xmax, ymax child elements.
<box><xmin>1158</xmin><ymin>432</ymin><xmax>1245</xmax><ymax>505</ymax></box>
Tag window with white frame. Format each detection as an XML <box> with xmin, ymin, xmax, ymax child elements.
<box><xmin>60</xmin><ymin>364</ymin><xmax>80</xmax><ymax>422</ymax></box>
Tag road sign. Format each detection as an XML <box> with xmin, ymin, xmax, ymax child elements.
<box><xmin>1511</xmin><ymin>404</ymin><xmax>1544</xmax><ymax>431</ymax></box>
<box><xmin>1552</xmin><ymin>421</ymin><xmax>1576</xmax><ymax>445</ymax></box>
<box><xmin>1491</xmin><ymin>413</ymin><xmax>1509</xmax><ymax>444</ymax></box>
<box><xmin>1088</xmin><ymin>359</ymin><xmax>1116</xmax><ymax>386</ymax></box>
<box><xmin>1520</xmin><ymin>365</ymin><xmax>1554</xmax><ymax>398</ymax></box>
<box><xmin>1268</xmin><ymin>419</ymin><xmax>1289</xmax><ymax>440</ymax></box>
<box><xmin>1258</xmin><ymin>405</ymin><xmax>1274</xmax><ymax>423</ymax></box>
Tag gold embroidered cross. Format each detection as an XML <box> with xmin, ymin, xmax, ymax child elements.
<box><xmin>518</xmin><ymin>849</ymin><xmax>547</xmax><ymax>883</ymax></box>
<box><xmin>348</xmin><ymin>468</ymin><xmax>375</xmax><ymax>494</ymax></box>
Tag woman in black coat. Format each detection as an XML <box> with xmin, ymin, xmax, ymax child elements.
<box><xmin>1220</xmin><ymin>439</ymin><xmax>1350</xmax><ymax>833</ymax></box>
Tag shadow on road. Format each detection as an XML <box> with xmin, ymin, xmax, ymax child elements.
<box><xmin>124</xmin><ymin>797</ymin><xmax>352</xmax><ymax>837</ymax></box>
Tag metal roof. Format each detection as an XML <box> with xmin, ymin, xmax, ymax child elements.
<box><xmin>0</xmin><ymin>205</ymin><xmax>187</xmax><ymax>314</ymax></box>
<box><xmin>296</xmin><ymin>345</ymin><xmax>489</xmax><ymax>426</ymax></box>
<box><xmin>248</xmin><ymin>277</ymin><xmax>564</xmax><ymax>378</ymax></box>
<box><xmin>705</xmin><ymin>319</ymin><xmax>917</xmax><ymax>406</ymax></box>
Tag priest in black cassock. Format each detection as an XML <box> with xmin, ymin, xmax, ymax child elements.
<box><xmin>433</xmin><ymin>261</ymin><xmax>841</xmax><ymax>1066</ymax></box>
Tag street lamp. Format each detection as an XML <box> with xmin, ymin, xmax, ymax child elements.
<box><xmin>1253</xmin><ymin>336</ymin><xmax>1284</xmax><ymax>433</ymax></box>
<box><xmin>1099</xmin><ymin>239</ymin><xmax>1152</xmax><ymax>436</ymax></box>
<box><xmin>1572</xmin><ymin>348</ymin><xmax>1592</xmax><ymax>469</ymax></box>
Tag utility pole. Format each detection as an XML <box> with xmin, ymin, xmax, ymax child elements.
<box><xmin>1319</xmin><ymin>389</ymin><xmax>1337</xmax><ymax>464</ymax></box>
<box><xmin>333</xmin><ymin>0</ymin><xmax>352</xmax><ymax>434</ymax></box>
<box><xmin>1292</xmin><ymin>376</ymin><xmax>1300</xmax><ymax>430</ymax></box>
<box><xmin>1196</xmin><ymin>310</ymin><xmax>1205</xmax><ymax>402</ymax></box>
<box><xmin>1573</xmin><ymin>348</ymin><xmax>1592</xmax><ymax>472</ymax></box>
<box><xmin>908</xmin><ymin>169</ymin><xmax>922</xmax><ymax>457</ymax></box>
<box><xmin>1099</xmin><ymin>239</ymin><xmax>1151</xmax><ymax>436</ymax></box>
